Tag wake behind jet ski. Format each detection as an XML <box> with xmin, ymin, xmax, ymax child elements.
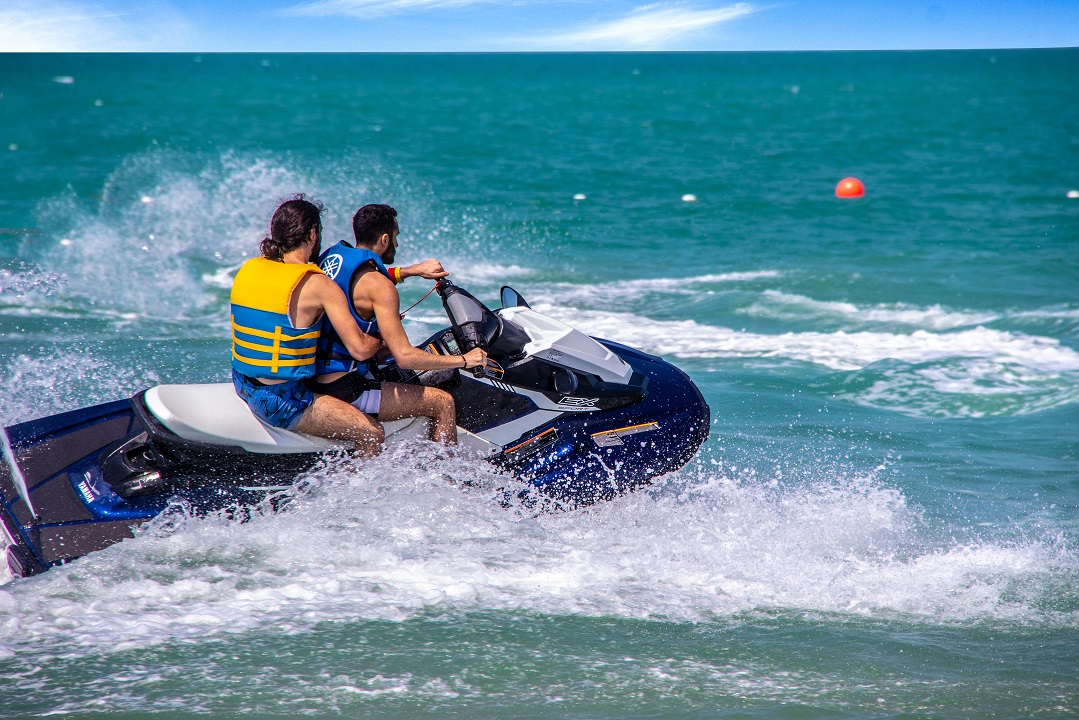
<box><xmin>1</xmin><ymin>281</ymin><xmax>709</xmax><ymax>578</ymax></box>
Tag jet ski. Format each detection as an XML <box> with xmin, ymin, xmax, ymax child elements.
<box><xmin>1</xmin><ymin>281</ymin><xmax>709</xmax><ymax>578</ymax></box>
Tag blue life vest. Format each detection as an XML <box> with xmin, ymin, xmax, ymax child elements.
<box><xmin>314</xmin><ymin>241</ymin><xmax>392</xmax><ymax>375</ymax></box>
<box><xmin>230</xmin><ymin>258</ymin><xmax>323</xmax><ymax>380</ymax></box>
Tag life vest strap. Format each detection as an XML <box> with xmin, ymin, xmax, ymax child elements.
<box><xmin>232</xmin><ymin>335</ymin><xmax>318</xmax><ymax>357</ymax></box>
<box><xmin>231</xmin><ymin>318</ymin><xmax>319</xmax><ymax>374</ymax></box>
<box><xmin>231</xmin><ymin>319</ymin><xmax>320</xmax><ymax>342</ymax></box>
<box><xmin>231</xmin><ymin>348</ymin><xmax>316</xmax><ymax>370</ymax></box>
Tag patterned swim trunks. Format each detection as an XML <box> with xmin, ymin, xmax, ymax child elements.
<box><xmin>232</xmin><ymin>370</ymin><xmax>315</xmax><ymax>430</ymax></box>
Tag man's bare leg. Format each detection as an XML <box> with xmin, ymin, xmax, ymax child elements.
<box><xmin>377</xmin><ymin>382</ymin><xmax>457</xmax><ymax>444</ymax></box>
<box><xmin>293</xmin><ymin>394</ymin><xmax>385</xmax><ymax>457</ymax></box>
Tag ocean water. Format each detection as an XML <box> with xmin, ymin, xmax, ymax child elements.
<box><xmin>0</xmin><ymin>50</ymin><xmax>1077</xmax><ymax>718</ymax></box>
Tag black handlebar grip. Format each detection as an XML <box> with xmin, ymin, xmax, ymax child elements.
<box><xmin>457</xmin><ymin>323</ymin><xmax>487</xmax><ymax>378</ymax></box>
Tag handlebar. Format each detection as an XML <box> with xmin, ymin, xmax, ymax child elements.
<box><xmin>437</xmin><ymin>279</ymin><xmax>496</xmax><ymax>377</ymax></box>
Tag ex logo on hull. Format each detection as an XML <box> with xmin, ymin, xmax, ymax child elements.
<box><xmin>557</xmin><ymin>396</ymin><xmax>597</xmax><ymax>408</ymax></box>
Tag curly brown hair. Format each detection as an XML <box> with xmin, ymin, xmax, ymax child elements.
<box><xmin>260</xmin><ymin>194</ymin><xmax>324</xmax><ymax>261</ymax></box>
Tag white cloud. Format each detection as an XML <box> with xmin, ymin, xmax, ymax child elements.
<box><xmin>283</xmin><ymin>0</ymin><xmax>488</xmax><ymax>18</ymax></box>
<box><xmin>0</xmin><ymin>0</ymin><xmax>194</xmax><ymax>52</ymax></box>
<box><xmin>516</xmin><ymin>2</ymin><xmax>757</xmax><ymax>49</ymax></box>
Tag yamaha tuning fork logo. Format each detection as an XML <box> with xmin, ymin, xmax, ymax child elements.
<box><xmin>321</xmin><ymin>254</ymin><xmax>343</xmax><ymax>279</ymax></box>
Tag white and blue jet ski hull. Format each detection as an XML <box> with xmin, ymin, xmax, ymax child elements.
<box><xmin>2</xmin><ymin>295</ymin><xmax>709</xmax><ymax>578</ymax></box>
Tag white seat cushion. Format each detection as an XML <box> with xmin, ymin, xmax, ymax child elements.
<box><xmin>144</xmin><ymin>383</ymin><xmax>499</xmax><ymax>456</ymax></box>
<box><xmin>144</xmin><ymin>384</ymin><xmax>342</xmax><ymax>454</ymax></box>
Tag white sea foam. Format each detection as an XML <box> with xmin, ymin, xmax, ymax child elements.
<box><xmin>599</xmin><ymin>270</ymin><xmax>782</xmax><ymax>293</ymax></box>
<box><xmin>529</xmin><ymin>271</ymin><xmax>780</xmax><ymax>307</ymax></box>
<box><xmin>841</xmin><ymin>358</ymin><xmax>1079</xmax><ymax>418</ymax></box>
<box><xmin>532</xmin><ymin>281</ymin><xmax>1073</xmax><ymax>336</ymax></box>
<box><xmin>692</xmin><ymin>271</ymin><xmax>781</xmax><ymax>283</ymax></box>
<box><xmin>0</xmin><ymin>265</ymin><xmax>197</xmax><ymax>330</ymax></box>
<box><xmin>531</xmin><ymin>303</ymin><xmax>1079</xmax><ymax>417</ymax></box>
<box><xmin>500</xmin><ymin>271</ymin><xmax>781</xmax><ymax>316</ymax></box>
<box><xmin>0</xmin><ymin>350</ymin><xmax>160</xmax><ymax>426</ymax></box>
<box><xmin>450</xmin><ymin>263</ymin><xmax>531</xmax><ymax>284</ymax></box>
<box><xmin>0</xmin><ymin>265</ymin><xmax>64</xmax><ymax>298</ymax></box>
<box><xmin>198</xmin><ymin>248</ymin><xmax>525</xmax><ymax>295</ymax></box>
<box><xmin>742</xmin><ymin>290</ymin><xmax>1001</xmax><ymax>330</ymax></box>
<box><xmin>200</xmin><ymin>262</ymin><xmax>241</xmax><ymax>290</ymax></box>
<box><xmin>16</xmin><ymin>152</ymin><xmax>529</xmax><ymax>329</ymax></box>
<box><xmin>0</xmin><ymin>268</ymin><xmax>78</xmax><ymax>319</ymax></box>
<box><xmin>30</xmin><ymin>154</ymin><xmax>309</xmax><ymax>322</ymax></box>
<box><xmin>535</xmin><ymin>304</ymin><xmax>1079</xmax><ymax>374</ymax></box>
<box><xmin>1012</xmin><ymin>306</ymin><xmax>1079</xmax><ymax>321</ymax></box>
<box><xmin>0</xmin><ymin>449</ymin><xmax>1072</xmax><ymax>661</ymax></box>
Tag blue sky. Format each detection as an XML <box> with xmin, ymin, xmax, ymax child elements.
<box><xmin>1</xmin><ymin>0</ymin><xmax>1077</xmax><ymax>52</ymax></box>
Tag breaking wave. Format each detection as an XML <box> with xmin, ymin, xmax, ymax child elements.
<box><xmin>532</xmin><ymin>302</ymin><xmax>1079</xmax><ymax>417</ymax></box>
<box><xmin>742</xmin><ymin>290</ymin><xmax>1002</xmax><ymax>330</ymax></box>
<box><xmin>1</xmin><ymin>449</ymin><xmax>1074</xmax><ymax>660</ymax></box>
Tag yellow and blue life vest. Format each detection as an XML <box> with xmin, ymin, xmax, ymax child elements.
<box><xmin>314</xmin><ymin>241</ymin><xmax>392</xmax><ymax>375</ymax></box>
<box><xmin>230</xmin><ymin>257</ymin><xmax>324</xmax><ymax>380</ymax></box>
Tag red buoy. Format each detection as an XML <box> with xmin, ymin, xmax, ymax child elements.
<box><xmin>835</xmin><ymin>177</ymin><xmax>865</xmax><ymax>198</ymax></box>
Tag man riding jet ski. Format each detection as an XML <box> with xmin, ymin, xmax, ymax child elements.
<box><xmin>0</xmin><ymin>208</ymin><xmax>710</xmax><ymax>579</ymax></box>
<box><xmin>307</xmin><ymin>203</ymin><xmax>487</xmax><ymax>447</ymax></box>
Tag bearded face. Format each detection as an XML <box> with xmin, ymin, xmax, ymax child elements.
<box><xmin>380</xmin><ymin>221</ymin><xmax>399</xmax><ymax>264</ymax></box>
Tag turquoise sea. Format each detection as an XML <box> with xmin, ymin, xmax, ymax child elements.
<box><xmin>0</xmin><ymin>51</ymin><xmax>1077</xmax><ymax>718</ymax></box>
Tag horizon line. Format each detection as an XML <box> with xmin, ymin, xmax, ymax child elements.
<box><xmin>4</xmin><ymin>46</ymin><xmax>1077</xmax><ymax>55</ymax></box>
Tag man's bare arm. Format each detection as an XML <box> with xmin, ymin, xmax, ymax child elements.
<box><xmin>368</xmin><ymin>275</ymin><xmax>485</xmax><ymax>370</ymax></box>
<box><xmin>400</xmin><ymin>258</ymin><xmax>448</xmax><ymax>280</ymax></box>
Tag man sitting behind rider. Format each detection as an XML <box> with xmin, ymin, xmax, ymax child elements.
<box><xmin>230</xmin><ymin>196</ymin><xmax>384</xmax><ymax>456</ymax></box>
<box><xmin>307</xmin><ymin>203</ymin><xmax>486</xmax><ymax>444</ymax></box>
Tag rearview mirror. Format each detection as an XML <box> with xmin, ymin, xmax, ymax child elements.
<box><xmin>500</xmin><ymin>286</ymin><xmax>531</xmax><ymax>309</ymax></box>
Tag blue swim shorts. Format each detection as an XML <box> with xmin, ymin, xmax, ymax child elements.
<box><xmin>232</xmin><ymin>370</ymin><xmax>314</xmax><ymax>430</ymax></box>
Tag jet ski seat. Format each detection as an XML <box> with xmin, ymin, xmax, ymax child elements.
<box><xmin>143</xmin><ymin>384</ymin><xmax>424</xmax><ymax>454</ymax></box>
<box><xmin>143</xmin><ymin>383</ymin><xmax>498</xmax><ymax>456</ymax></box>
<box><xmin>143</xmin><ymin>384</ymin><xmax>345</xmax><ymax>453</ymax></box>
